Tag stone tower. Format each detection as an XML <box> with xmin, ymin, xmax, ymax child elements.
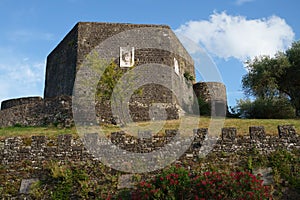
<box><xmin>44</xmin><ymin>22</ymin><xmax>196</xmax><ymax>123</ymax></box>
<box><xmin>193</xmin><ymin>82</ymin><xmax>227</xmax><ymax>116</ymax></box>
<box><xmin>44</xmin><ymin>22</ymin><xmax>195</xmax><ymax>98</ymax></box>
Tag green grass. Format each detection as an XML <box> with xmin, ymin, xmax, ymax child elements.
<box><xmin>223</xmin><ymin>118</ymin><xmax>300</xmax><ymax>136</ymax></box>
<box><xmin>100</xmin><ymin>116</ymin><xmax>300</xmax><ymax>136</ymax></box>
<box><xmin>0</xmin><ymin>116</ymin><xmax>299</xmax><ymax>139</ymax></box>
<box><xmin>0</xmin><ymin>126</ymin><xmax>76</xmax><ymax>139</ymax></box>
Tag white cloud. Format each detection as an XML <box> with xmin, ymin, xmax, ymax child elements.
<box><xmin>235</xmin><ymin>0</ymin><xmax>255</xmax><ymax>6</ymax></box>
<box><xmin>0</xmin><ymin>48</ymin><xmax>45</xmax><ymax>103</ymax></box>
<box><xmin>175</xmin><ymin>12</ymin><xmax>295</xmax><ymax>62</ymax></box>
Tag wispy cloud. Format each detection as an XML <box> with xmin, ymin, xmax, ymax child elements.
<box><xmin>0</xmin><ymin>48</ymin><xmax>45</xmax><ymax>103</ymax></box>
<box><xmin>235</xmin><ymin>0</ymin><xmax>255</xmax><ymax>6</ymax></box>
<box><xmin>7</xmin><ymin>29</ymin><xmax>54</xmax><ymax>42</ymax></box>
<box><xmin>176</xmin><ymin>11</ymin><xmax>295</xmax><ymax>62</ymax></box>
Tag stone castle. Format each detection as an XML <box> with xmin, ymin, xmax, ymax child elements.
<box><xmin>0</xmin><ymin>22</ymin><xmax>227</xmax><ymax>127</ymax></box>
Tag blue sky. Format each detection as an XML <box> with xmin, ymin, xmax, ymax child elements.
<box><xmin>0</xmin><ymin>0</ymin><xmax>299</xmax><ymax>107</ymax></box>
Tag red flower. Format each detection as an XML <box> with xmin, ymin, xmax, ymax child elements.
<box><xmin>204</xmin><ymin>171</ymin><xmax>210</xmax><ymax>176</ymax></box>
<box><xmin>140</xmin><ymin>181</ymin><xmax>146</xmax><ymax>187</ymax></box>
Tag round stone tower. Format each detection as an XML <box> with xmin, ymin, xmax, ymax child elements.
<box><xmin>193</xmin><ymin>82</ymin><xmax>227</xmax><ymax>117</ymax></box>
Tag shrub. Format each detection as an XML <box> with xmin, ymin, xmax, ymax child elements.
<box><xmin>236</xmin><ymin>97</ymin><xmax>295</xmax><ymax>119</ymax></box>
<box><xmin>183</xmin><ymin>72</ymin><xmax>195</xmax><ymax>82</ymax></box>
<box><xmin>127</xmin><ymin>166</ymin><xmax>271</xmax><ymax>200</ymax></box>
<box><xmin>198</xmin><ymin>97</ymin><xmax>211</xmax><ymax>116</ymax></box>
<box><xmin>191</xmin><ymin>171</ymin><xmax>270</xmax><ymax>200</ymax></box>
<box><xmin>268</xmin><ymin>149</ymin><xmax>300</xmax><ymax>190</ymax></box>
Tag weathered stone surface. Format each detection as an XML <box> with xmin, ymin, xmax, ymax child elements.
<box><xmin>1</xmin><ymin>96</ymin><xmax>43</xmax><ymax>110</ymax></box>
<box><xmin>0</xmin><ymin>127</ymin><xmax>299</xmax><ymax>166</ymax></box>
<box><xmin>44</xmin><ymin>22</ymin><xmax>195</xmax><ymax>98</ymax></box>
<box><xmin>278</xmin><ymin>125</ymin><xmax>297</xmax><ymax>138</ymax></box>
<box><xmin>0</xmin><ymin>95</ymin><xmax>73</xmax><ymax>127</ymax></box>
<box><xmin>222</xmin><ymin>127</ymin><xmax>237</xmax><ymax>142</ymax></box>
<box><xmin>249</xmin><ymin>126</ymin><xmax>266</xmax><ymax>140</ymax></box>
<box><xmin>253</xmin><ymin>167</ymin><xmax>273</xmax><ymax>185</ymax></box>
<box><xmin>0</xmin><ymin>125</ymin><xmax>298</xmax><ymax>199</ymax></box>
<box><xmin>193</xmin><ymin>82</ymin><xmax>227</xmax><ymax>116</ymax></box>
<box><xmin>138</xmin><ymin>130</ymin><xmax>152</xmax><ymax>139</ymax></box>
<box><xmin>19</xmin><ymin>178</ymin><xmax>39</xmax><ymax>194</ymax></box>
<box><xmin>41</xmin><ymin>22</ymin><xmax>196</xmax><ymax>123</ymax></box>
<box><xmin>193</xmin><ymin>128</ymin><xmax>208</xmax><ymax>139</ymax></box>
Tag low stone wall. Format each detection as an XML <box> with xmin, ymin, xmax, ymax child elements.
<box><xmin>1</xmin><ymin>125</ymin><xmax>299</xmax><ymax>166</ymax></box>
<box><xmin>0</xmin><ymin>96</ymin><xmax>73</xmax><ymax>127</ymax></box>
<box><xmin>0</xmin><ymin>95</ymin><xmax>180</xmax><ymax>127</ymax></box>
<box><xmin>1</xmin><ymin>97</ymin><xmax>43</xmax><ymax>110</ymax></box>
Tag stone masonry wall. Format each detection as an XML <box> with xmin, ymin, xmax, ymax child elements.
<box><xmin>0</xmin><ymin>96</ymin><xmax>73</xmax><ymax>127</ymax></box>
<box><xmin>0</xmin><ymin>94</ymin><xmax>180</xmax><ymax>127</ymax></box>
<box><xmin>1</xmin><ymin>97</ymin><xmax>43</xmax><ymax>110</ymax></box>
<box><xmin>44</xmin><ymin>24</ymin><xmax>78</xmax><ymax>98</ymax></box>
<box><xmin>0</xmin><ymin>125</ymin><xmax>299</xmax><ymax>166</ymax></box>
<box><xmin>193</xmin><ymin>82</ymin><xmax>227</xmax><ymax>103</ymax></box>
<box><xmin>193</xmin><ymin>82</ymin><xmax>227</xmax><ymax>116</ymax></box>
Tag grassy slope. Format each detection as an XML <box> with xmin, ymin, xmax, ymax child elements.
<box><xmin>0</xmin><ymin>116</ymin><xmax>299</xmax><ymax>139</ymax></box>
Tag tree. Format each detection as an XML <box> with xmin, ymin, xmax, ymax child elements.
<box><xmin>242</xmin><ymin>40</ymin><xmax>300</xmax><ymax>117</ymax></box>
<box><xmin>235</xmin><ymin>97</ymin><xmax>295</xmax><ymax>119</ymax></box>
<box><xmin>281</xmin><ymin>41</ymin><xmax>300</xmax><ymax>116</ymax></box>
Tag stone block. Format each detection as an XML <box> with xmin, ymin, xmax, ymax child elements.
<box><xmin>193</xmin><ymin>128</ymin><xmax>208</xmax><ymax>140</ymax></box>
<box><xmin>221</xmin><ymin>127</ymin><xmax>237</xmax><ymax>141</ymax></box>
<box><xmin>19</xmin><ymin>178</ymin><xmax>39</xmax><ymax>194</ymax></box>
<box><xmin>278</xmin><ymin>125</ymin><xmax>297</xmax><ymax>138</ymax></box>
<box><xmin>253</xmin><ymin>168</ymin><xmax>273</xmax><ymax>185</ymax></box>
<box><xmin>249</xmin><ymin>126</ymin><xmax>266</xmax><ymax>140</ymax></box>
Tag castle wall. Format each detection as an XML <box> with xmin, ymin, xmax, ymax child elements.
<box><xmin>0</xmin><ymin>126</ymin><xmax>299</xmax><ymax>166</ymax></box>
<box><xmin>44</xmin><ymin>22</ymin><xmax>195</xmax><ymax>99</ymax></box>
<box><xmin>0</xmin><ymin>96</ymin><xmax>73</xmax><ymax>127</ymax></box>
<box><xmin>0</xmin><ymin>95</ymin><xmax>180</xmax><ymax>127</ymax></box>
<box><xmin>0</xmin><ymin>81</ymin><xmax>226</xmax><ymax>127</ymax></box>
<box><xmin>42</xmin><ymin>22</ymin><xmax>197</xmax><ymax>124</ymax></box>
<box><xmin>76</xmin><ymin>22</ymin><xmax>194</xmax><ymax>74</ymax></box>
<box><xmin>1</xmin><ymin>97</ymin><xmax>43</xmax><ymax>110</ymax></box>
<box><xmin>193</xmin><ymin>82</ymin><xmax>227</xmax><ymax>103</ymax></box>
<box><xmin>44</xmin><ymin>24</ymin><xmax>79</xmax><ymax>98</ymax></box>
<box><xmin>0</xmin><ymin>126</ymin><xmax>298</xmax><ymax>198</ymax></box>
<box><xmin>193</xmin><ymin>82</ymin><xmax>227</xmax><ymax>116</ymax></box>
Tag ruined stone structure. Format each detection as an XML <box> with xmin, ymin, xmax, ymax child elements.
<box><xmin>0</xmin><ymin>22</ymin><xmax>227</xmax><ymax>127</ymax></box>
